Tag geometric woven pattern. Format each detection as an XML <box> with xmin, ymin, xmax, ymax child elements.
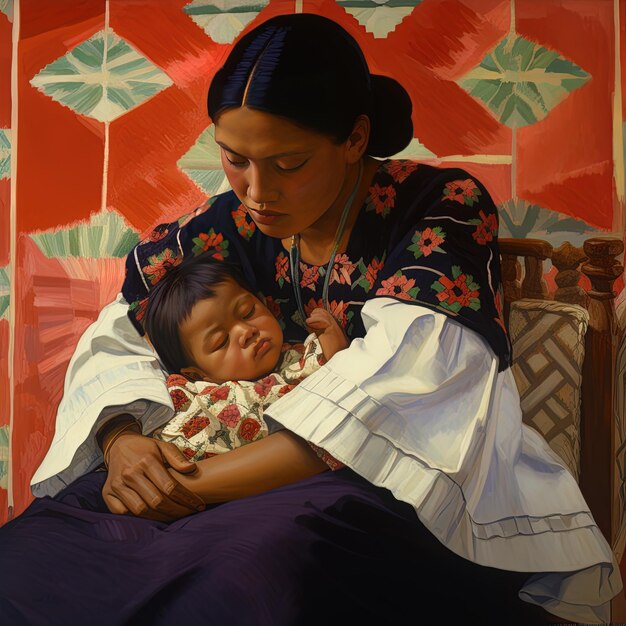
<box><xmin>509</xmin><ymin>299</ymin><xmax>589</xmax><ymax>479</ymax></box>
<box><xmin>458</xmin><ymin>35</ymin><xmax>590</xmax><ymax>128</ymax></box>
<box><xmin>0</xmin><ymin>0</ymin><xmax>12</xmax><ymax>20</ymax></box>
<box><xmin>30</xmin><ymin>29</ymin><xmax>173</xmax><ymax>122</ymax></box>
<box><xmin>177</xmin><ymin>125</ymin><xmax>231</xmax><ymax>196</ymax></box>
<box><xmin>183</xmin><ymin>0</ymin><xmax>269</xmax><ymax>44</ymax></box>
<box><xmin>29</xmin><ymin>210</ymin><xmax>139</xmax><ymax>259</ymax></box>
<box><xmin>337</xmin><ymin>0</ymin><xmax>423</xmax><ymax>38</ymax></box>
<box><xmin>0</xmin><ymin>267</ymin><xmax>8</xmax><ymax>320</ymax></box>
<box><xmin>0</xmin><ymin>129</ymin><xmax>10</xmax><ymax>180</ymax></box>
<box><xmin>497</xmin><ymin>199</ymin><xmax>599</xmax><ymax>247</ymax></box>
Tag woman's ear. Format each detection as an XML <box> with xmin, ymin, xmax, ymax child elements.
<box><xmin>345</xmin><ymin>114</ymin><xmax>370</xmax><ymax>164</ymax></box>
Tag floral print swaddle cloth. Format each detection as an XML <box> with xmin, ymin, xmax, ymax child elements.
<box><xmin>153</xmin><ymin>333</ymin><xmax>343</xmax><ymax>469</ymax></box>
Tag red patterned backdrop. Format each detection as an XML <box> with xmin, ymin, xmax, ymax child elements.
<box><xmin>0</xmin><ymin>0</ymin><xmax>624</xmax><ymax>523</ymax></box>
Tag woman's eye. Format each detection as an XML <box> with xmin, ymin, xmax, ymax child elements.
<box><xmin>275</xmin><ymin>159</ymin><xmax>308</xmax><ymax>172</ymax></box>
<box><xmin>243</xmin><ymin>305</ymin><xmax>256</xmax><ymax>320</ymax></box>
<box><xmin>225</xmin><ymin>153</ymin><xmax>248</xmax><ymax>168</ymax></box>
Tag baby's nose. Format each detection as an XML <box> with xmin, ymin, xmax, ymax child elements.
<box><xmin>239</xmin><ymin>324</ymin><xmax>259</xmax><ymax>347</ymax></box>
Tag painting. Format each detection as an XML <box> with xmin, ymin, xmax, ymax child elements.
<box><xmin>1</xmin><ymin>0</ymin><xmax>625</xmax><ymax>618</ymax></box>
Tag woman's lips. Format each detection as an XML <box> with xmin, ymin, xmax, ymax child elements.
<box><xmin>247</xmin><ymin>207</ymin><xmax>285</xmax><ymax>225</ymax></box>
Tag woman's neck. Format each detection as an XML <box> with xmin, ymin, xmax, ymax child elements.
<box><xmin>292</xmin><ymin>156</ymin><xmax>379</xmax><ymax>265</ymax></box>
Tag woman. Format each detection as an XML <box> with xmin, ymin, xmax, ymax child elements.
<box><xmin>0</xmin><ymin>14</ymin><xmax>619</xmax><ymax>625</ymax></box>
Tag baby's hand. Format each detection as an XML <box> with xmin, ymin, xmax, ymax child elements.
<box><xmin>306</xmin><ymin>308</ymin><xmax>349</xmax><ymax>359</ymax></box>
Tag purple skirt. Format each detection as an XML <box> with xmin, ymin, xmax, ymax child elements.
<box><xmin>0</xmin><ymin>468</ymin><xmax>552</xmax><ymax>625</ymax></box>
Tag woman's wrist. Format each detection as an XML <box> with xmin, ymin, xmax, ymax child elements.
<box><xmin>96</xmin><ymin>415</ymin><xmax>139</xmax><ymax>450</ymax></box>
<box><xmin>97</xmin><ymin>414</ymin><xmax>142</xmax><ymax>461</ymax></box>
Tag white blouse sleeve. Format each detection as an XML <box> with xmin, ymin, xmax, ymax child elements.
<box><xmin>30</xmin><ymin>293</ymin><xmax>174</xmax><ymax>498</ymax></box>
<box><xmin>265</xmin><ymin>297</ymin><xmax>621</xmax><ymax>624</ymax></box>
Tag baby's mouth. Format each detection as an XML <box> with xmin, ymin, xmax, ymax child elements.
<box><xmin>253</xmin><ymin>338</ymin><xmax>271</xmax><ymax>357</ymax></box>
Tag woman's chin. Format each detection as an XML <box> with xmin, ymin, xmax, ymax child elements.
<box><xmin>253</xmin><ymin>220</ymin><xmax>295</xmax><ymax>240</ymax></box>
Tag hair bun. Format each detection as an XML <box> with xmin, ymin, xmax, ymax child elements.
<box><xmin>367</xmin><ymin>74</ymin><xmax>413</xmax><ymax>157</ymax></box>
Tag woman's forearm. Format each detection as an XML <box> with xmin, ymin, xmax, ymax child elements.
<box><xmin>167</xmin><ymin>431</ymin><xmax>329</xmax><ymax>503</ymax></box>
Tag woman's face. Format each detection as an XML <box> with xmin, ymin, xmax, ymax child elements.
<box><xmin>214</xmin><ymin>107</ymin><xmax>353</xmax><ymax>240</ymax></box>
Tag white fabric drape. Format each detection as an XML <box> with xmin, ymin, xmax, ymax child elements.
<box><xmin>31</xmin><ymin>295</ymin><xmax>621</xmax><ymax>622</ymax></box>
<box><xmin>266</xmin><ymin>298</ymin><xmax>621</xmax><ymax>623</ymax></box>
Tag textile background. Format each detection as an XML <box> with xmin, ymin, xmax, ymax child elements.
<box><xmin>0</xmin><ymin>0</ymin><xmax>624</xmax><ymax>523</ymax></box>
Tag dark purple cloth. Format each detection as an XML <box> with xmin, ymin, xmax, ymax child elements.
<box><xmin>0</xmin><ymin>468</ymin><xmax>553</xmax><ymax>625</ymax></box>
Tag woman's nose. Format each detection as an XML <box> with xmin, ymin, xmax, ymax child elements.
<box><xmin>246</xmin><ymin>164</ymin><xmax>278</xmax><ymax>206</ymax></box>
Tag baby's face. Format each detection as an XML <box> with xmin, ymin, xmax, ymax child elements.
<box><xmin>179</xmin><ymin>279</ymin><xmax>284</xmax><ymax>383</ymax></box>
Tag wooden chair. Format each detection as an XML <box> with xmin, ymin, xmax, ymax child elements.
<box><xmin>499</xmin><ymin>236</ymin><xmax>625</xmax><ymax>561</ymax></box>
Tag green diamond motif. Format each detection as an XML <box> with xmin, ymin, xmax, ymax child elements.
<box><xmin>30</xmin><ymin>209</ymin><xmax>139</xmax><ymax>259</ymax></box>
<box><xmin>0</xmin><ymin>267</ymin><xmax>8</xmax><ymax>320</ymax></box>
<box><xmin>498</xmin><ymin>199</ymin><xmax>598</xmax><ymax>245</ymax></box>
<box><xmin>391</xmin><ymin>137</ymin><xmax>436</xmax><ymax>159</ymax></box>
<box><xmin>0</xmin><ymin>0</ymin><xmax>13</xmax><ymax>21</ymax></box>
<box><xmin>338</xmin><ymin>0</ymin><xmax>422</xmax><ymax>38</ymax></box>
<box><xmin>458</xmin><ymin>35</ymin><xmax>590</xmax><ymax>128</ymax></box>
<box><xmin>30</xmin><ymin>29</ymin><xmax>173</xmax><ymax>122</ymax></box>
<box><xmin>0</xmin><ymin>426</ymin><xmax>7</xmax><ymax>490</ymax></box>
<box><xmin>178</xmin><ymin>125</ymin><xmax>231</xmax><ymax>196</ymax></box>
<box><xmin>184</xmin><ymin>0</ymin><xmax>269</xmax><ymax>44</ymax></box>
<box><xmin>0</xmin><ymin>130</ymin><xmax>10</xmax><ymax>180</ymax></box>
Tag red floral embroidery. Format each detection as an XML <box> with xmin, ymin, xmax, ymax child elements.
<box><xmin>182</xmin><ymin>415</ymin><xmax>210</xmax><ymax>439</ymax></box>
<box><xmin>142</xmin><ymin>248</ymin><xmax>182</xmax><ymax>285</ymax></box>
<box><xmin>299</xmin><ymin>262</ymin><xmax>320</xmax><ymax>291</ymax></box>
<box><xmin>432</xmin><ymin>267</ymin><xmax>480</xmax><ymax>313</ymax></box>
<box><xmin>182</xmin><ymin>447</ymin><xmax>197</xmax><ymax>460</ymax></box>
<box><xmin>366</xmin><ymin>183</ymin><xmax>396</xmax><ymax>217</ymax></box>
<box><xmin>275</xmin><ymin>252</ymin><xmax>291</xmax><ymax>287</ymax></box>
<box><xmin>303</xmin><ymin>301</ymin><xmax>352</xmax><ymax>328</ymax></box>
<box><xmin>216</xmin><ymin>405</ymin><xmax>241</xmax><ymax>428</ymax></box>
<box><xmin>356</xmin><ymin>256</ymin><xmax>385</xmax><ymax>292</ymax></box>
<box><xmin>385</xmin><ymin>160</ymin><xmax>419</xmax><ymax>183</ymax></box>
<box><xmin>130</xmin><ymin>297</ymin><xmax>149</xmax><ymax>322</ymax></box>
<box><xmin>239</xmin><ymin>418</ymin><xmax>261</xmax><ymax>441</ymax></box>
<box><xmin>254</xmin><ymin>375</ymin><xmax>278</xmax><ymax>398</ymax></box>
<box><xmin>494</xmin><ymin>289</ymin><xmax>507</xmax><ymax>333</ymax></box>
<box><xmin>442</xmin><ymin>179</ymin><xmax>482</xmax><ymax>206</ymax></box>
<box><xmin>167</xmin><ymin>374</ymin><xmax>189</xmax><ymax>388</ymax></box>
<box><xmin>471</xmin><ymin>210</ymin><xmax>498</xmax><ymax>245</ymax></box>
<box><xmin>278</xmin><ymin>384</ymin><xmax>296</xmax><ymax>396</ymax></box>
<box><xmin>231</xmin><ymin>204</ymin><xmax>256</xmax><ymax>240</ymax></box>
<box><xmin>192</xmin><ymin>229</ymin><xmax>228</xmax><ymax>260</ymax></box>
<box><xmin>264</xmin><ymin>296</ymin><xmax>283</xmax><ymax>320</ymax></box>
<box><xmin>408</xmin><ymin>227</ymin><xmax>446</xmax><ymax>258</ymax></box>
<box><xmin>308</xmin><ymin>443</ymin><xmax>345</xmax><ymax>471</ymax></box>
<box><xmin>375</xmin><ymin>272</ymin><xmax>419</xmax><ymax>301</ymax></box>
<box><xmin>210</xmin><ymin>385</ymin><xmax>230</xmax><ymax>402</ymax></box>
<box><xmin>178</xmin><ymin>198</ymin><xmax>215</xmax><ymax>228</ymax></box>
<box><xmin>146</xmin><ymin>224</ymin><xmax>169</xmax><ymax>243</ymax></box>
<box><xmin>169</xmin><ymin>389</ymin><xmax>189</xmax><ymax>411</ymax></box>
<box><xmin>329</xmin><ymin>254</ymin><xmax>357</xmax><ymax>286</ymax></box>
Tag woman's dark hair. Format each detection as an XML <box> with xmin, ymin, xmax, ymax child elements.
<box><xmin>208</xmin><ymin>14</ymin><xmax>413</xmax><ymax>157</ymax></box>
<box><xmin>143</xmin><ymin>254</ymin><xmax>252</xmax><ymax>374</ymax></box>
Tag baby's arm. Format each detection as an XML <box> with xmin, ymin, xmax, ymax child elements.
<box><xmin>305</xmin><ymin>308</ymin><xmax>349</xmax><ymax>360</ymax></box>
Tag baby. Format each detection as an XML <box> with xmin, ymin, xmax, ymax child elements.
<box><xmin>142</xmin><ymin>254</ymin><xmax>348</xmax><ymax>465</ymax></box>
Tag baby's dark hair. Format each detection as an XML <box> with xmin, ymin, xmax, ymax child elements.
<box><xmin>143</xmin><ymin>254</ymin><xmax>252</xmax><ymax>374</ymax></box>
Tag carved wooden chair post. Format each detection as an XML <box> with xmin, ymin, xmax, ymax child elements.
<box><xmin>579</xmin><ymin>238</ymin><xmax>624</xmax><ymax>547</ymax></box>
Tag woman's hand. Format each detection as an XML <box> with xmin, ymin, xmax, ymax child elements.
<box><xmin>103</xmin><ymin>431</ymin><xmax>207</xmax><ymax>522</ymax></box>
